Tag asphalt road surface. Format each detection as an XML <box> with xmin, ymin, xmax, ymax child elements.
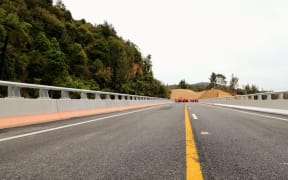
<box><xmin>1</xmin><ymin>103</ymin><xmax>288</xmax><ymax>179</ymax></box>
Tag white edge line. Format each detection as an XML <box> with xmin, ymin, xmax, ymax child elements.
<box><xmin>200</xmin><ymin>103</ymin><xmax>288</xmax><ymax>122</ymax></box>
<box><xmin>0</xmin><ymin>105</ymin><xmax>166</xmax><ymax>143</ymax></box>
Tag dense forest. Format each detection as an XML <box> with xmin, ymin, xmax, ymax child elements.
<box><xmin>0</xmin><ymin>0</ymin><xmax>169</xmax><ymax>98</ymax></box>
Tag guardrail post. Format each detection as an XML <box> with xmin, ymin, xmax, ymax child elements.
<box><xmin>106</xmin><ymin>94</ymin><xmax>111</xmax><ymax>100</ymax></box>
<box><xmin>250</xmin><ymin>96</ymin><xmax>254</xmax><ymax>101</ymax></box>
<box><xmin>267</xmin><ymin>94</ymin><xmax>272</xmax><ymax>100</ymax></box>
<box><xmin>258</xmin><ymin>95</ymin><xmax>262</xmax><ymax>100</ymax></box>
<box><xmin>95</xmin><ymin>93</ymin><xmax>101</xmax><ymax>100</ymax></box>
<box><xmin>279</xmin><ymin>93</ymin><xmax>284</xmax><ymax>100</ymax></box>
<box><xmin>7</xmin><ymin>86</ymin><xmax>21</xmax><ymax>98</ymax></box>
<box><xmin>38</xmin><ymin>89</ymin><xmax>50</xmax><ymax>99</ymax></box>
<box><xmin>61</xmin><ymin>90</ymin><xmax>70</xmax><ymax>99</ymax></box>
<box><xmin>81</xmin><ymin>92</ymin><xmax>87</xmax><ymax>99</ymax></box>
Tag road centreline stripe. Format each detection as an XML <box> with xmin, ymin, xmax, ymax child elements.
<box><xmin>200</xmin><ymin>103</ymin><xmax>288</xmax><ymax>122</ymax></box>
<box><xmin>185</xmin><ymin>104</ymin><xmax>204</xmax><ymax>180</ymax></box>
<box><xmin>0</xmin><ymin>105</ymin><xmax>167</xmax><ymax>143</ymax></box>
<box><xmin>192</xmin><ymin>114</ymin><xmax>198</xmax><ymax>120</ymax></box>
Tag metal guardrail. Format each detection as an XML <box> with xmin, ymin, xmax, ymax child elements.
<box><xmin>0</xmin><ymin>80</ymin><xmax>166</xmax><ymax>101</ymax></box>
<box><xmin>201</xmin><ymin>91</ymin><xmax>288</xmax><ymax>101</ymax></box>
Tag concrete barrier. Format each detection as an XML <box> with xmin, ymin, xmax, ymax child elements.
<box><xmin>0</xmin><ymin>81</ymin><xmax>171</xmax><ymax>118</ymax></box>
<box><xmin>200</xmin><ymin>91</ymin><xmax>288</xmax><ymax>115</ymax></box>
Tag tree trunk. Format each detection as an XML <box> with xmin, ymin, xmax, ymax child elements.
<box><xmin>0</xmin><ymin>35</ymin><xmax>9</xmax><ymax>79</ymax></box>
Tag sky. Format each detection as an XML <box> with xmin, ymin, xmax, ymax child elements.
<box><xmin>58</xmin><ymin>0</ymin><xmax>288</xmax><ymax>91</ymax></box>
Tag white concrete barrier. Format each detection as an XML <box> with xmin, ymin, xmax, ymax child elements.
<box><xmin>200</xmin><ymin>91</ymin><xmax>288</xmax><ymax>115</ymax></box>
<box><xmin>0</xmin><ymin>81</ymin><xmax>171</xmax><ymax>118</ymax></box>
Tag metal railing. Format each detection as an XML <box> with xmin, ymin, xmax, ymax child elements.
<box><xmin>0</xmin><ymin>80</ymin><xmax>166</xmax><ymax>101</ymax></box>
<box><xmin>201</xmin><ymin>91</ymin><xmax>288</xmax><ymax>101</ymax></box>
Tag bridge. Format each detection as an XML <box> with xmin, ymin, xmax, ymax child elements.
<box><xmin>0</xmin><ymin>80</ymin><xmax>288</xmax><ymax>179</ymax></box>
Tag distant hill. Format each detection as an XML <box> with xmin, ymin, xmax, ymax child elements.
<box><xmin>169</xmin><ymin>82</ymin><xmax>209</xmax><ymax>92</ymax></box>
<box><xmin>190</xmin><ymin>82</ymin><xmax>210</xmax><ymax>91</ymax></box>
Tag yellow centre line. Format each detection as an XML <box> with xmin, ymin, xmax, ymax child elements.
<box><xmin>185</xmin><ymin>104</ymin><xmax>204</xmax><ymax>180</ymax></box>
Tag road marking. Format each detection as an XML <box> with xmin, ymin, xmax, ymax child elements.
<box><xmin>200</xmin><ymin>131</ymin><xmax>209</xmax><ymax>135</ymax></box>
<box><xmin>0</xmin><ymin>105</ymin><xmax>166</xmax><ymax>143</ymax></box>
<box><xmin>185</xmin><ymin>104</ymin><xmax>204</xmax><ymax>180</ymax></box>
<box><xmin>200</xmin><ymin>103</ymin><xmax>288</xmax><ymax>122</ymax></box>
<box><xmin>280</xmin><ymin>163</ymin><xmax>288</xmax><ymax>165</ymax></box>
<box><xmin>192</xmin><ymin>114</ymin><xmax>198</xmax><ymax>120</ymax></box>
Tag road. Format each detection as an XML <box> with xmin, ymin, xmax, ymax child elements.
<box><xmin>1</xmin><ymin>103</ymin><xmax>288</xmax><ymax>179</ymax></box>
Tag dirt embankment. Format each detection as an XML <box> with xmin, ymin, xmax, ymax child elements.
<box><xmin>199</xmin><ymin>89</ymin><xmax>232</xmax><ymax>99</ymax></box>
<box><xmin>170</xmin><ymin>89</ymin><xmax>201</xmax><ymax>99</ymax></box>
<box><xmin>170</xmin><ymin>89</ymin><xmax>232</xmax><ymax>99</ymax></box>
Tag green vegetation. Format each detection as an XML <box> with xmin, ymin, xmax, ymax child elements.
<box><xmin>178</xmin><ymin>79</ymin><xmax>188</xmax><ymax>89</ymax></box>
<box><xmin>0</xmin><ymin>0</ymin><xmax>169</xmax><ymax>98</ymax></box>
<box><xmin>170</xmin><ymin>72</ymin><xmax>261</xmax><ymax>95</ymax></box>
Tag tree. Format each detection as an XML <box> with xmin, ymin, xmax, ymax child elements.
<box><xmin>143</xmin><ymin>54</ymin><xmax>152</xmax><ymax>73</ymax></box>
<box><xmin>207</xmin><ymin>72</ymin><xmax>217</xmax><ymax>89</ymax></box>
<box><xmin>215</xmin><ymin>73</ymin><xmax>226</xmax><ymax>85</ymax></box>
<box><xmin>0</xmin><ymin>8</ymin><xmax>31</xmax><ymax>80</ymax></box>
<box><xmin>251</xmin><ymin>85</ymin><xmax>259</xmax><ymax>94</ymax></box>
<box><xmin>229</xmin><ymin>74</ymin><xmax>239</xmax><ymax>95</ymax></box>
<box><xmin>67</xmin><ymin>43</ymin><xmax>89</xmax><ymax>78</ymax></box>
<box><xmin>55</xmin><ymin>0</ymin><xmax>65</xmax><ymax>9</ymax></box>
<box><xmin>0</xmin><ymin>1</ymin><xmax>170</xmax><ymax>98</ymax></box>
<box><xmin>178</xmin><ymin>79</ymin><xmax>187</xmax><ymax>89</ymax></box>
<box><xmin>42</xmin><ymin>38</ymin><xmax>69</xmax><ymax>85</ymax></box>
<box><xmin>33</xmin><ymin>32</ymin><xmax>51</xmax><ymax>52</ymax></box>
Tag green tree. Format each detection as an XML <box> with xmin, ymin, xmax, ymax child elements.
<box><xmin>33</xmin><ymin>32</ymin><xmax>50</xmax><ymax>52</ymax></box>
<box><xmin>207</xmin><ymin>72</ymin><xmax>217</xmax><ymax>89</ymax></box>
<box><xmin>0</xmin><ymin>8</ymin><xmax>31</xmax><ymax>80</ymax></box>
<box><xmin>67</xmin><ymin>43</ymin><xmax>89</xmax><ymax>78</ymax></box>
<box><xmin>229</xmin><ymin>74</ymin><xmax>239</xmax><ymax>95</ymax></box>
<box><xmin>251</xmin><ymin>85</ymin><xmax>259</xmax><ymax>94</ymax></box>
<box><xmin>42</xmin><ymin>38</ymin><xmax>69</xmax><ymax>85</ymax></box>
<box><xmin>178</xmin><ymin>79</ymin><xmax>187</xmax><ymax>89</ymax></box>
<box><xmin>0</xmin><ymin>0</ymin><xmax>170</xmax><ymax>98</ymax></box>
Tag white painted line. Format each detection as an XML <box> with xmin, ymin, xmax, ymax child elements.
<box><xmin>192</xmin><ymin>114</ymin><xmax>198</xmax><ymax>119</ymax></box>
<box><xmin>201</xmin><ymin>103</ymin><xmax>288</xmax><ymax>122</ymax></box>
<box><xmin>280</xmin><ymin>163</ymin><xmax>288</xmax><ymax>165</ymax></box>
<box><xmin>200</xmin><ymin>131</ymin><xmax>209</xmax><ymax>135</ymax></box>
<box><xmin>0</xmin><ymin>105</ymin><xmax>166</xmax><ymax>143</ymax></box>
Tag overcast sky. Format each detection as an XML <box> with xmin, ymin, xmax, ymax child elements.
<box><xmin>59</xmin><ymin>0</ymin><xmax>288</xmax><ymax>91</ymax></box>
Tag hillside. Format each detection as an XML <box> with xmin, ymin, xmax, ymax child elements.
<box><xmin>170</xmin><ymin>88</ymin><xmax>232</xmax><ymax>99</ymax></box>
<box><xmin>199</xmin><ymin>89</ymin><xmax>232</xmax><ymax>99</ymax></box>
<box><xmin>0</xmin><ymin>0</ymin><xmax>169</xmax><ymax>98</ymax></box>
<box><xmin>170</xmin><ymin>89</ymin><xmax>202</xmax><ymax>99</ymax></box>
